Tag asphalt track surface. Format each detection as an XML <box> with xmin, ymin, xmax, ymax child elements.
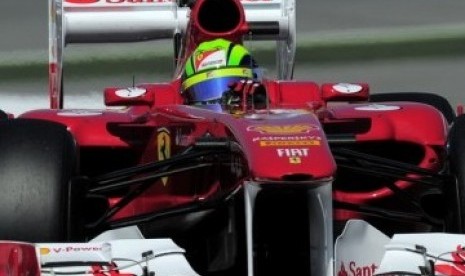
<box><xmin>2</xmin><ymin>0</ymin><xmax>465</xmax><ymax>114</ymax></box>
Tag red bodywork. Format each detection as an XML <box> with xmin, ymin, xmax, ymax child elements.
<box><xmin>0</xmin><ymin>243</ymin><xmax>39</xmax><ymax>276</ymax></box>
<box><xmin>23</xmin><ymin>79</ymin><xmax>338</xmax><ymax>217</ymax></box>
<box><xmin>24</xmin><ymin>75</ymin><xmax>449</xmax><ymax>240</ymax></box>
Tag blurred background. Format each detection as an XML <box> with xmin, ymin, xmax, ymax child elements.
<box><xmin>2</xmin><ymin>0</ymin><xmax>465</xmax><ymax>114</ymax></box>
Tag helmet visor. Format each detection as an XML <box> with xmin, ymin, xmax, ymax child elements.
<box><xmin>182</xmin><ymin>67</ymin><xmax>253</xmax><ymax>103</ymax></box>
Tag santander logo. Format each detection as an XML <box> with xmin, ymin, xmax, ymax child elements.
<box><xmin>65</xmin><ymin>0</ymin><xmax>174</xmax><ymax>3</ymax></box>
<box><xmin>65</xmin><ymin>0</ymin><xmax>98</xmax><ymax>3</ymax></box>
<box><xmin>66</xmin><ymin>0</ymin><xmax>99</xmax><ymax>3</ymax></box>
<box><xmin>338</xmin><ymin>261</ymin><xmax>378</xmax><ymax>276</ymax></box>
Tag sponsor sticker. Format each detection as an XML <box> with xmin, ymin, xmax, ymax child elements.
<box><xmin>355</xmin><ymin>104</ymin><xmax>401</xmax><ymax>111</ymax></box>
<box><xmin>40</xmin><ymin>246</ymin><xmax>104</xmax><ymax>254</ymax></box>
<box><xmin>338</xmin><ymin>261</ymin><xmax>378</xmax><ymax>276</ymax></box>
<box><xmin>269</xmin><ymin>109</ymin><xmax>311</xmax><ymax>114</ymax></box>
<box><xmin>277</xmin><ymin>148</ymin><xmax>309</xmax><ymax>164</ymax></box>
<box><xmin>65</xmin><ymin>0</ymin><xmax>173</xmax><ymax>4</ymax></box>
<box><xmin>260</xmin><ymin>140</ymin><xmax>320</xmax><ymax>147</ymax></box>
<box><xmin>195</xmin><ymin>50</ymin><xmax>227</xmax><ymax>71</ymax></box>
<box><xmin>252</xmin><ymin>135</ymin><xmax>321</xmax><ymax>142</ymax></box>
<box><xmin>57</xmin><ymin>110</ymin><xmax>102</xmax><ymax>116</ymax></box>
<box><xmin>38</xmin><ymin>243</ymin><xmax>111</xmax><ymax>264</ymax></box>
<box><xmin>65</xmin><ymin>0</ymin><xmax>98</xmax><ymax>3</ymax></box>
<box><xmin>40</xmin><ymin>247</ymin><xmax>51</xmax><ymax>255</ymax></box>
<box><xmin>157</xmin><ymin>128</ymin><xmax>171</xmax><ymax>186</ymax></box>
<box><xmin>333</xmin><ymin>83</ymin><xmax>363</xmax><ymax>94</ymax></box>
<box><xmin>247</xmin><ymin>124</ymin><xmax>318</xmax><ymax>135</ymax></box>
<box><xmin>254</xmin><ymin>136</ymin><xmax>322</xmax><ymax>147</ymax></box>
<box><xmin>115</xmin><ymin>87</ymin><xmax>147</xmax><ymax>98</ymax></box>
<box><xmin>289</xmin><ymin>157</ymin><xmax>301</xmax><ymax>164</ymax></box>
<box><xmin>277</xmin><ymin>148</ymin><xmax>309</xmax><ymax>158</ymax></box>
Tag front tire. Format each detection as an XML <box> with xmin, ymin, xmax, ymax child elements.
<box><xmin>371</xmin><ymin>92</ymin><xmax>455</xmax><ymax>123</ymax></box>
<box><xmin>446</xmin><ymin>114</ymin><xmax>465</xmax><ymax>232</ymax></box>
<box><xmin>0</xmin><ymin>119</ymin><xmax>77</xmax><ymax>242</ymax></box>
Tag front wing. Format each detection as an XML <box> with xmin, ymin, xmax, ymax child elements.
<box><xmin>335</xmin><ymin>220</ymin><xmax>465</xmax><ymax>276</ymax></box>
<box><xmin>1</xmin><ymin>227</ymin><xmax>199</xmax><ymax>276</ymax></box>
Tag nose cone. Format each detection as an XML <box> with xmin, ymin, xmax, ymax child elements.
<box><xmin>234</xmin><ymin>113</ymin><xmax>336</xmax><ymax>181</ymax></box>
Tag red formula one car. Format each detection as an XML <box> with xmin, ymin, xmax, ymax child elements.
<box><xmin>1</xmin><ymin>0</ymin><xmax>465</xmax><ymax>275</ymax></box>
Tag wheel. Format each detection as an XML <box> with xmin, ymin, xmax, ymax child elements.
<box><xmin>446</xmin><ymin>114</ymin><xmax>465</xmax><ymax>232</ymax></box>
<box><xmin>0</xmin><ymin>110</ymin><xmax>7</xmax><ymax>120</ymax></box>
<box><xmin>0</xmin><ymin>119</ymin><xmax>77</xmax><ymax>242</ymax></box>
<box><xmin>370</xmin><ymin>92</ymin><xmax>455</xmax><ymax>124</ymax></box>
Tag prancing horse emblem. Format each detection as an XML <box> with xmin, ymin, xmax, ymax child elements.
<box><xmin>157</xmin><ymin>128</ymin><xmax>171</xmax><ymax>186</ymax></box>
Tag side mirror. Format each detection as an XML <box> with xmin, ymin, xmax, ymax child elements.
<box><xmin>104</xmin><ymin>87</ymin><xmax>154</xmax><ymax>107</ymax></box>
<box><xmin>321</xmin><ymin>83</ymin><xmax>369</xmax><ymax>102</ymax></box>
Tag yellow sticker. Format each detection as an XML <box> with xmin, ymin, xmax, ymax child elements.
<box><xmin>157</xmin><ymin>128</ymin><xmax>171</xmax><ymax>186</ymax></box>
<box><xmin>40</xmin><ymin>247</ymin><xmax>51</xmax><ymax>255</ymax></box>
<box><xmin>260</xmin><ymin>140</ymin><xmax>321</xmax><ymax>147</ymax></box>
<box><xmin>247</xmin><ymin>124</ymin><xmax>317</xmax><ymax>135</ymax></box>
<box><xmin>289</xmin><ymin>157</ymin><xmax>302</xmax><ymax>164</ymax></box>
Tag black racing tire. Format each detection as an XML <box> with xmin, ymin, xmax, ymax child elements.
<box><xmin>0</xmin><ymin>119</ymin><xmax>77</xmax><ymax>242</ymax></box>
<box><xmin>0</xmin><ymin>110</ymin><xmax>8</xmax><ymax>120</ymax></box>
<box><xmin>446</xmin><ymin>114</ymin><xmax>465</xmax><ymax>232</ymax></box>
<box><xmin>177</xmin><ymin>0</ymin><xmax>194</xmax><ymax>7</ymax></box>
<box><xmin>370</xmin><ymin>92</ymin><xmax>455</xmax><ymax>124</ymax></box>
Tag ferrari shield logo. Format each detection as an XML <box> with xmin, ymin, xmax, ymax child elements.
<box><xmin>157</xmin><ymin>128</ymin><xmax>171</xmax><ymax>186</ymax></box>
<box><xmin>289</xmin><ymin>157</ymin><xmax>301</xmax><ymax>164</ymax></box>
<box><xmin>195</xmin><ymin>50</ymin><xmax>226</xmax><ymax>71</ymax></box>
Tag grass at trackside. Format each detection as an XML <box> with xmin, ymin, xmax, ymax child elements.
<box><xmin>295</xmin><ymin>36</ymin><xmax>465</xmax><ymax>63</ymax></box>
<box><xmin>1</xmin><ymin>63</ymin><xmax>47</xmax><ymax>81</ymax></box>
<box><xmin>3</xmin><ymin>34</ymin><xmax>465</xmax><ymax>81</ymax></box>
<box><xmin>0</xmin><ymin>56</ymin><xmax>176</xmax><ymax>82</ymax></box>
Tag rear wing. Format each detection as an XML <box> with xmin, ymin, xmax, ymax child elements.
<box><xmin>48</xmin><ymin>0</ymin><xmax>296</xmax><ymax>109</ymax></box>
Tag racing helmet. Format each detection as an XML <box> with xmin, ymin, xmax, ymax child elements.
<box><xmin>182</xmin><ymin>38</ymin><xmax>256</xmax><ymax>107</ymax></box>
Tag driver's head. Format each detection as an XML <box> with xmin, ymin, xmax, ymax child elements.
<box><xmin>182</xmin><ymin>38</ymin><xmax>256</xmax><ymax>107</ymax></box>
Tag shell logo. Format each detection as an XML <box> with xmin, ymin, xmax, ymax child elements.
<box><xmin>247</xmin><ymin>124</ymin><xmax>318</xmax><ymax>135</ymax></box>
<box><xmin>40</xmin><ymin>248</ymin><xmax>51</xmax><ymax>255</ymax></box>
<box><xmin>65</xmin><ymin>0</ymin><xmax>99</xmax><ymax>3</ymax></box>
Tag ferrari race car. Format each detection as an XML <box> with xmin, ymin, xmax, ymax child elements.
<box><xmin>2</xmin><ymin>0</ymin><xmax>465</xmax><ymax>275</ymax></box>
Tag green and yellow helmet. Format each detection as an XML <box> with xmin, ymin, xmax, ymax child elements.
<box><xmin>182</xmin><ymin>38</ymin><xmax>256</xmax><ymax>105</ymax></box>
